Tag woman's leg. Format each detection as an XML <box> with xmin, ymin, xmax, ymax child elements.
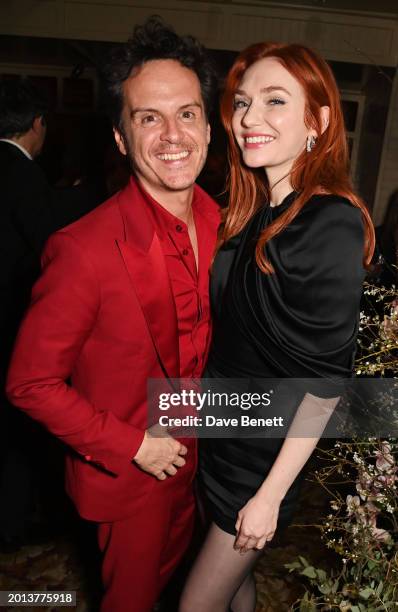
<box><xmin>179</xmin><ymin>522</ymin><xmax>261</xmax><ymax>612</ymax></box>
<box><xmin>230</xmin><ymin>572</ymin><xmax>257</xmax><ymax>612</ymax></box>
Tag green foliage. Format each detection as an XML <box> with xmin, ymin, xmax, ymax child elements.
<box><xmin>288</xmin><ymin>439</ymin><xmax>398</xmax><ymax>611</ymax></box>
<box><xmin>288</xmin><ymin>286</ymin><xmax>398</xmax><ymax>611</ymax></box>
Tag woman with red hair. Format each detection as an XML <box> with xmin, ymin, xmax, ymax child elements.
<box><xmin>180</xmin><ymin>42</ymin><xmax>374</xmax><ymax>612</ymax></box>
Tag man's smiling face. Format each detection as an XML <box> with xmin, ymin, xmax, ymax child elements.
<box><xmin>114</xmin><ymin>59</ymin><xmax>210</xmax><ymax>201</ymax></box>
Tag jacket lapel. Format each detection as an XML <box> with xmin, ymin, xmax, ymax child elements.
<box><xmin>116</xmin><ymin>178</ymin><xmax>179</xmax><ymax>379</ymax></box>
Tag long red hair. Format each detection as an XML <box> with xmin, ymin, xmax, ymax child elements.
<box><xmin>220</xmin><ymin>42</ymin><xmax>375</xmax><ymax>273</ymax></box>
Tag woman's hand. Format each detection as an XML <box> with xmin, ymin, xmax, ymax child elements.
<box><xmin>234</xmin><ymin>492</ymin><xmax>281</xmax><ymax>553</ymax></box>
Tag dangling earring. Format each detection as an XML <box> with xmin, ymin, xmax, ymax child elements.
<box><xmin>306</xmin><ymin>135</ymin><xmax>316</xmax><ymax>152</ymax></box>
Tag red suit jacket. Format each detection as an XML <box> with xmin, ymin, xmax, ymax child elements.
<box><xmin>6</xmin><ymin>177</ymin><xmax>219</xmax><ymax>522</ymax></box>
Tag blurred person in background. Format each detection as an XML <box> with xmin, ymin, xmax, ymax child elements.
<box><xmin>374</xmin><ymin>189</ymin><xmax>398</xmax><ymax>287</ymax></box>
<box><xmin>0</xmin><ymin>77</ymin><xmax>101</xmax><ymax>550</ymax></box>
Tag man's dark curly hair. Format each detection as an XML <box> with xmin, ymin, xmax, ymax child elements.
<box><xmin>101</xmin><ymin>16</ymin><xmax>217</xmax><ymax>132</ymax></box>
<box><xmin>0</xmin><ymin>77</ymin><xmax>48</xmax><ymax>139</ymax></box>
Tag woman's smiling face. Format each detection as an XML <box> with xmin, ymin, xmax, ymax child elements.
<box><xmin>232</xmin><ymin>57</ymin><xmax>314</xmax><ymax>179</ymax></box>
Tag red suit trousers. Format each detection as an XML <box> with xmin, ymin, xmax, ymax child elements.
<box><xmin>97</xmin><ymin>471</ymin><xmax>195</xmax><ymax>612</ymax></box>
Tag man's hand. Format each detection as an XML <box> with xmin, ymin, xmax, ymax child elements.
<box><xmin>133</xmin><ymin>431</ymin><xmax>187</xmax><ymax>480</ymax></box>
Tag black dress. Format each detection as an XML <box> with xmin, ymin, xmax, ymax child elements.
<box><xmin>199</xmin><ymin>192</ymin><xmax>365</xmax><ymax>535</ymax></box>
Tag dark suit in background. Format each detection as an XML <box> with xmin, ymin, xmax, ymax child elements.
<box><xmin>0</xmin><ymin>136</ymin><xmax>102</xmax><ymax>547</ymax></box>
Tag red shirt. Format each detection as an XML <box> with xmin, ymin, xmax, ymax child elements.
<box><xmin>137</xmin><ymin>181</ymin><xmax>220</xmax><ymax>379</ymax></box>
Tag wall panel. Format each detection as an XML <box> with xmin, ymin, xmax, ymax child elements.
<box><xmin>1</xmin><ymin>1</ymin><xmax>397</xmax><ymax>66</ymax></box>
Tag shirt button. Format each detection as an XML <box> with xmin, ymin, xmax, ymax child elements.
<box><xmin>176</xmin><ymin>224</ymin><xmax>183</xmax><ymax>232</ymax></box>
<box><xmin>182</xmin><ymin>248</ymin><xmax>189</xmax><ymax>256</ymax></box>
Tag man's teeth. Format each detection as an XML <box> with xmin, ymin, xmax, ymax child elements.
<box><xmin>158</xmin><ymin>151</ymin><xmax>189</xmax><ymax>161</ymax></box>
<box><xmin>245</xmin><ymin>136</ymin><xmax>275</xmax><ymax>144</ymax></box>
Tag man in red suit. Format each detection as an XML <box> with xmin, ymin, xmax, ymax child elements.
<box><xmin>7</xmin><ymin>17</ymin><xmax>219</xmax><ymax>612</ymax></box>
